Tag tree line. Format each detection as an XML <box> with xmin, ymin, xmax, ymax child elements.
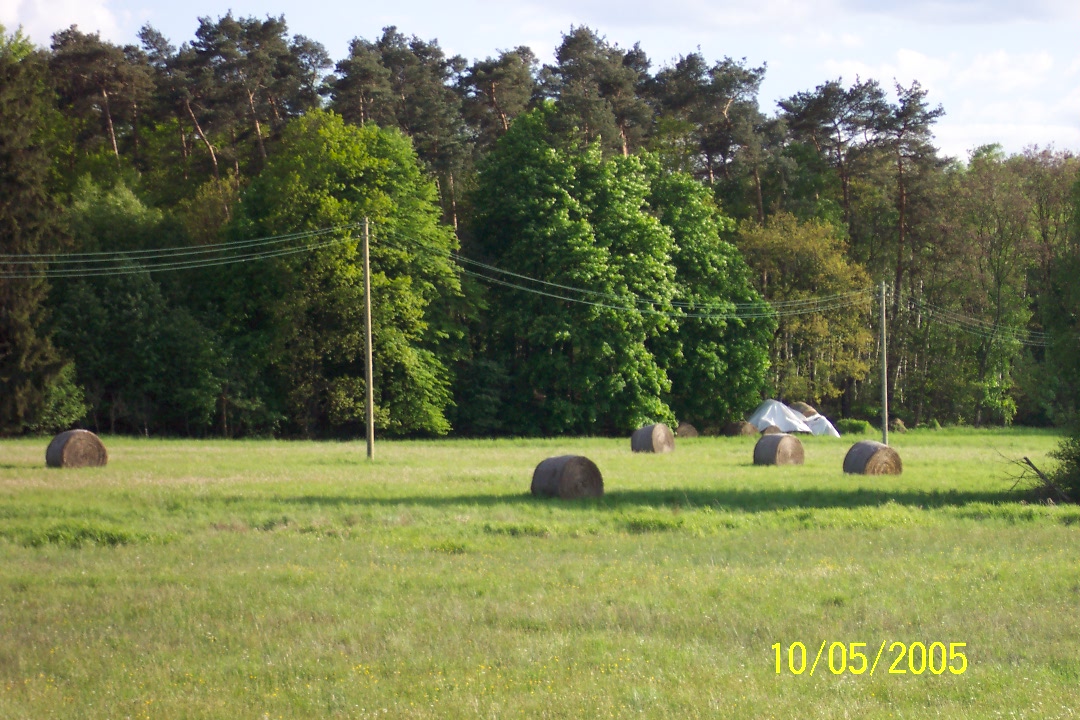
<box><xmin>1</xmin><ymin>17</ymin><xmax>1079</xmax><ymax>438</ymax></box>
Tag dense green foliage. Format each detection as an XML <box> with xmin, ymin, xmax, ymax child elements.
<box><xmin>0</xmin><ymin>18</ymin><xmax>1078</xmax><ymax>437</ymax></box>
<box><xmin>232</xmin><ymin>111</ymin><xmax>461</xmax><ymax>437</ymax></box>
<box><xmin>0</xmin><ymin>45</ymin><xmax>65</xmax><ymax>434</ymax></box>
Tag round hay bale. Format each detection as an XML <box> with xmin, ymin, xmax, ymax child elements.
<box><xmin>790</xmin><ymin>401</ymin><xmax>817</xmax><ymax>417</ymax></box>
<box><xmin>46</xmin><ymin>429</ymin><xmax>108</xmax><ymax>468</ymax></box>
<box><xmin>761</xmin><ymin>424</ymin><xmax>783</xmax><ymax>435</ymax></box>
<box><xmin>631</xmin><ymin>423</ymin><xmax>675</xmax><ymax>453</ymax></box>
<box><xmin>531</xmin><ymin>455</ymin><xmax>604</xmax><ymax>499</ymax></box>
<box><xmin>675</xmin><ymin>422</ymin><xmax>698</xmax><ymax>438</ymax></box>
<box><xmin>723</xmin><ymin>421</ymin><xmax>758</xmax><ymax>436</ymax></box>
<box><xmin>753</xmin><ymin>433</ymin><xmax>804</xmax><ymax>466</ymax></box>
<box><xmin>843</xmin><ymin>440</ymin><xmax>902</xmax><ymax>475</ymax></box>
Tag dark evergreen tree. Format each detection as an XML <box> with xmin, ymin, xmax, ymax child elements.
<box><xmin>460</xmin><ymin>47</ymin><xmax>538</xmax><ymax>153</ymax></box>
<box><xmin>0</xmin><ymin>45</ymin><xmax>65</xmax><ymax>434</ymax></box>
<box><xmin>541</xmin><ymin>27</ymin><xmax>653</xmax><ymax>157</ymax></box>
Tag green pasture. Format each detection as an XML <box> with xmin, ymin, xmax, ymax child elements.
<box><xmin>1</xmin><ymin>429</ymin><xmax>1078</xmax><ymax>718</ymax></box>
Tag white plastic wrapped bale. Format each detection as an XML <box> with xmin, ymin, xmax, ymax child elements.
<box><xmin>746</xmin><ymin>400</ymin><xmax>812</xmax><ymax>434</ymax></box>
<box><xmin>804</xmin><ymin>413</ymin><xmax>841</xmax><ymax>437</ymax></box>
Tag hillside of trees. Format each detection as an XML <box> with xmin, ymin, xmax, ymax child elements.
<box><xmin>1</xmin><ymin>17</ymin><xmax>1079</xmax><ymax>438</ymax></box>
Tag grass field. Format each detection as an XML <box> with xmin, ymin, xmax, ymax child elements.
<box><xmin>1</xmin><ymin>428</ymin><xmax>1078</xmax><ymax>718</ymax></box>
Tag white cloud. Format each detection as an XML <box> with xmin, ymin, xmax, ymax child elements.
<box><xmin>838</xmin><ymin>0</ymin><xmax>1080</xmax><ymax>24</ymax></box>
<box><xmin>822</xmin><ymin>49</ymin><xmax>952</xmax><ymax>93</ymax></box>
<box><xmin>934</xmin><ymin>121</ymin><xmax>1080</xmax><ymax>159</ymax></box>
<box><xmin>840</xmin><ymin>33</ymin><xmax>863</xmax><ymax>48</ymax></box>
<box><xmin>954</xmin><ymin>50</ymin><xmax>1054</xmax><ymax>93</ymax></box>
<box><xmin>0</xmin><ymin>0</ymin><xmax>121</xmax><ymax>46</ymax></box>
<box><xmin>511</xmin><ymin>0</ymin><xmax>1080</xmax><ymax>32</ymax></box>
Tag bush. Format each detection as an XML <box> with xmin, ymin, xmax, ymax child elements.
<box><xmin>836</xmin><ymin>418</ymin><xmax>873</xmax><ymax>435</ymax></box>
<box><xmin>28</xmin><ymin>363</ymin><xmax>87</xmax><ymax>434</ymax></box>
<box><xmin>1049</xmin><ymin>432</ymin><xmax>1080</xmax><ymax>502</ymax></box>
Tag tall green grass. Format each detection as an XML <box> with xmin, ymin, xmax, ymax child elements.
<box><xmin>1</xmin><ymin>429</ymin><xmax>1077</xmax><ymax>717</ymax></box>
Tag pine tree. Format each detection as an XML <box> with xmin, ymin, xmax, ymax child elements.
<box><xmin>0</xmin><ymin>46</ymin><xmax>65</xmax><ymax>434</ymax></box>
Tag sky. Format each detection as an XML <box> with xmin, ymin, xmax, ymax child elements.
<box><xmin>3</xmin><ymin>0</ymin><xmax>1079</xmax><ymax>160</ymax></box>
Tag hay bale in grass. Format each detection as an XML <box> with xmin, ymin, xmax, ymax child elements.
<box><xmin>676</xmin><ymin>422</ymin><xmax>698</xmax><ymax>438</ymax></box>
<box><xmin>753</xmin><ymin>433</ymin><xmax>804</xmax><ymax>466</ymax></box>
<box><xmin>631</xmin><ymin>423</ymin><xmax>675</xmax><ymax>453</ymax></box>
<box><xmin>723</xmin><ymin>421</ymin><xmax>758</xmax><ymax>436</ymax></box>
<box><xmin>46</xmin><ymin>429</ymin><xmax>108</xmax><ymax>468</ymax></box>
<box><xmin>843</xmin><ymin>440</ymin><xmax>902</xmax><ymax>475</ymax></box>
<box><xmin>531</xmin><ymin>455</ymin><xmax>604</xmax><ymax>499</ymax></box>
<box><xmin>761</xmin><ymin>424</ymin><xmax>783</xmax><ymax>435</ymax></box>
<box><xmin>789</xmin><ymin>401</ymin><xmax>817</xmax><ymax>417</ymax></box>
<box><xmin>890</xmin><ymin>417</ymin><xmax>907</xmax><ymax>433</ymax></box>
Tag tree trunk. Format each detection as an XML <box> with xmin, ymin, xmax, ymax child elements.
<box><xmin>131</xmin><ymin>101</ymin><xmax>141</xmax><ymax>161</ymax></box>
<box><xmin>448</xmin><ymin>172</ymin><xmax>459</xmax><ymax>231</ymax></box>
<box><xmin>185</xmin><ymin>99</ymin><xmax>220</xmax><ymax>180</ymax></box>
<box><xmin>893</xmin><ymin>151</ymin><xmax>906</xmax><ymax>318</ymax></box>
<box><xmin>245</xmin><ymin>87</ymin><xmax>267</xmax><ymax>159</ymax></box>
<box><xmin>101</xmin><ymin>88</ymin><xmax>119</xmax><ymax>159</ymax></box>
<box><xmin>488</xmin><ymin>81</ymin><xmax>509</xmax><ymax>132</ymax></box>
<box><xmin>753</xmin><ymin>166</ymin><xmax>765</xmax><ymax>223</ymax></box>
<box><xmin>177</xmin><ymin>114</ymin><xmax>189</xmax><ymax>180</ymax></box>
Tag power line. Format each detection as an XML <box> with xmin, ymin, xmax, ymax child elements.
<box><xmin>0</xmin><ymin>223</ymin><xmax>363</xmax><ymax>263</ymax></box>
<box><xmin>0</xmin><ymin>228</ymin><xmax>360</xmax><ymax>279</ymax></box>
<box><xmin>384</xmin><ymin>232</ymin><xmax>873</xmax><ymax>318</ymax></box>
<box><xmin>906</xmin><ymin>296</ymin><xmax>1049</xmax><ymax>348</ymax></box>
<box><xmin>458</xmin><ymin>267</ymin><xmax>869</xmax><ymax>320</ymax></box>
<box><xmin>1</xmin><ymin>220</ymin><xmax>1049</xmax><ymax>344</ymax></box>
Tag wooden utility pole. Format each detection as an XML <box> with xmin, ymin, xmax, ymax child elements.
<box><xmin>881</xmin><ymin>280</ymin><xmax>889</xmax><ymax>446</ymax></box>
<box><xmin>364</xmin><ymin>218</ymin><xmax>375</xmax><ymax>460</ymax></box>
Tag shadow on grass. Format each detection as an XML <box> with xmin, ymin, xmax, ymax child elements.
<box><xmin>267</xmin><ymin>487</ymin><xmax>1024</xmax><ymax>514</ymax></box>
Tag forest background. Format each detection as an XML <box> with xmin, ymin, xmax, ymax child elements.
<box><xmin>2</xmin><ymin>15</ymin><xmax>1079</xmax><ymax>439</ymax></box>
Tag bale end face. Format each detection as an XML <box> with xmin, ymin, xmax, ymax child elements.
<box><xmin>723</xmin><ymin>421</ymin><xmax>758</xmax><ymax>436</ymax></box>
<box><xmin>531</xmin><ymin>455</ymin><xmax>604</xmax><ymax>499</ymax></box>
<box><xmin>45</xmin><ymin>430</ymin><xmax>108</xmax><ymax>468</ymax></box>
<box><xmin>631</xmin><ymin>423</ymin><xmax>675</xmax><ymax>453</ymax></box>
<box><xmin>753</xmin><ymin>433</ymin><xmax>805</xmax><ymax>466</ymax></box>
<box><xmin>790</xmin><ymin>401</ymin><xmax>817</xmax><ymax>417</ymax></box>
<box><xmin>676</xmin><ymin>422</ymin><xmax>699</xmax><ymax>438</ymax></box>
<box><xmin>843</xmin><ymin>440</ymin><xmax>902</xmax><ymax>475</ymax></box>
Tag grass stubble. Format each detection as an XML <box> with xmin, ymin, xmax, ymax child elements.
<box><xmin>1</xmin><ymin>429</ymin><xmax>1078</xmax><ymax>718</ymax></box>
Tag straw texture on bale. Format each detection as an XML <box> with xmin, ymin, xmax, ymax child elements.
<box><xmin>761</xmin><ymin>424</ymin><xmax>783</xmax><ymax>435</ymax></box>
<box><xmin>723</xmin><ymin>421</ymin><xmax>758</xmax><ymax>436</ymax></box>
<box><xmin>843</xmin><ymin>440</ymin><xmax>903</xmax><ymax>475</ymax></box>
<box><xmin>753</xmin><ymin>433</ymin><xmax>805</xmax><ymax>466</ymax></box>
<box><xmin>890</xmin><ymin>417</ymin><xmax>907</xmax><ymax>433</ymax></box>
<box><xmin>46</xmin><ymin>430</ymin><xmax>108</xmax><ymax>468</ymax></box>
<box><xmin>631</xmin><ymin>423</ymin><xmax>675</xmax><ymax>453</ymax></box>
<box><xmin>531</xmin><ymin>455</ymin><xmax>604</xmax><ymax>499</ymax></box>
<box><xmin>676</xmin><ymin>422</ymin><xmax>698</xmax><ymax>438</ymax></box>
<box><xmin>790</xmin><ymin>401</ymin><xmax>817</xmax><ymax>417</ymax></box>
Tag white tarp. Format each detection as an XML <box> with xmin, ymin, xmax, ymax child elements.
<box><xmin>804</xmin><ymin>412</ymin><xmax>841</xmax><ymax>438</ymax></box>
<box><xmin>747</xmin><ymin>400</ymin><xmax>812</xmax><ymax>433</ymax></box>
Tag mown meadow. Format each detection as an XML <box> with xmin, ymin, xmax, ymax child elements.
<box><xmin>1</xmin><ymin>429</ymin><xmax>1078</xmax><ymax>718</ymax></box>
